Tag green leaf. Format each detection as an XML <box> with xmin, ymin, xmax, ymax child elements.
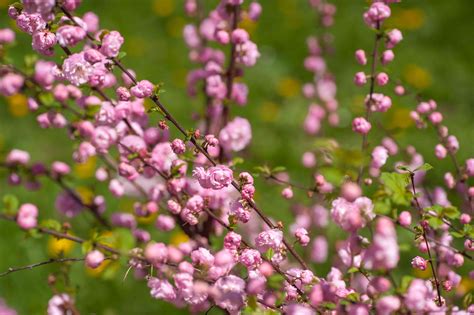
<box><xmin>2</xmin><ymin>194</ymin><xmax>19</xmax><ymax>213</ymax></box>
<box><xmin>85</xmin><ymin>104</ymin><xmax>101</xmax><ymax>117</ymax></box>
<box><xmin>346</xmin><ymin>292</ymin><xmax>360</xmax><ymax>303</ymax></box>
<box><xmin>415</xmin><ymin>163</ymin><xmax>433</xmax><ymax>172</ymax></box>
<box><xmin>425</xmin><ymin>205</ymin><xmax>443</xmax><ymax>216</ymax></box>
<box><xmin>399</xmin><ymin>276</ymin><xmax>414</xmax><ymax>293</ymax></box>
<box><xmin>81</xmin><ymin>240</ymin><xmax>93</xmax><ymax>254</ymax></box>
<box><xmin>443</xmin><ymin>206</ymin><xmax>459</xmax><ymax>219</ymax></box>
<box><xmin>380</xmin><ymin>172</ymin><xmax>411</xmax><ymax>206</ymax></box>
<box><xmin>117</xmin><ymin>51</ymin><xmax>127</xmax><ymax>60</ymax></box>
<box><xmin>247</xmin><ymin>295</ymin><xmax>257</xmax><ymax>310</ymax></box>
<box><xmin>40</xmin><ymin>219</ymin><xmax>62</xmax><ymax>231</ymax></box>
<box><xmin>265</xmin><ymin>248</ymin><xmax>274</xmax><ymax>261</ymax></box>
<box><xmin>231</xmin><ymin>157</ymin><xmax>244</xmax><ymax>166</ymax></box>
<box><xmin>428</xmin><ymin>217</ymin><xmax>444</xmax><ymax>229</ymax></box>
<box><xmin>451</xmin><ymin>231</ymin><xmax>464</xmax><ymax>238</ymax></box>
<box><xmin>463</xmin><ymin>292</ymin><xmax>473</xmax><ymax>309</ymax></box>
<box><xmin>396</xmin><ymin>165</ymin><xmax>411</xmax><ymax>172</ymax></box>
<box><xmin>347</xmin><ymin>267</ymin><xmax>359</xmax><ymax>274</ymax></box>
<box><xmin>271</xmin><ymin>166</ymin><xmax>286</xmax><ymax>174</ymax></box>
<box><xmin>267</xmin><ymin>273</ymin><xmax>284</xmax><ymax>290</ymax></box>
<box><xmin>320</xmin><ymin>302</ymin><xmax>336</xmax><ymax>310</ymax></box>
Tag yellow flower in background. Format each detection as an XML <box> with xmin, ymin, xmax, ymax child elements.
<box><xmin>137</xmin><ymin>212</ymin><xmax>156</xmax><ymax>225</ymax></box>
<box><xmin>86</xmin><ymin>258</ymin><xmax>112</xmax><ymax>277</ymax></box>
<box><xmin>259</xmin><ymin>101</ymin><xmax>279</xmax><ymax>122</ymax></box>
<box><xmin>166</xmin><ymin>17</ymin><xmax>185</xmax><ymax>38</ymax></box>
<box><xmin>277</xmin><ymin>77</ymin><xmax>301</xmax><ymax>98</ymax></box>
<box><xmin>119</xmin><ymin>198</ymin><xmax>135</xmax><ymax>212</ymax></box>
<box><xmin>172</xmin><ymin>68</ymin><xmax>187</xmax><ymax>88</ymax></box>
<box><xmin>403</xmin><ymin>64</ymin><xmax>432</xmax><ymax>90</ymax></box>
<box><xmin>457</xmin><ymin>277</ymin><xmax>474</xmax><ymax>295</ymax></box>
<box><xmin>75</xmin><ymin>186</ymin><xmax>94</xmax><ymax>205</ymax></box>
<box><xmin>387</xmin><ymin>8</ymin><xmax>425</xmax><ymax>30</ymax></box>
<box><xmin>74</xmin><ymin>156</ymin><xmax>97</xmax><ymax>179</ymax></box>
<box><xmin>7</xmin><ymin>94</ymin><xmax>29</xmax><ymax>117</ymax></box>
<box><xmin>126</xmin><ymin>37</ymin><xmax>147</xmax><ymax>57</ymax></box>
<box><xmin>387</xmin><ymin>108</ymin><xmax>413</xmax><ymax>130</ymax></box>
<box><xmin>48</xmin><ymin>235</ymin><xmax>75</xmax><ymax>257</ymax></box>
<box><xmin>413</xmin><ymin>266</ymin><xmax>431</xmax><ymax>279</ymax></box>
<box><xmin>240</xmin><ymin>16</ymin><xmax>257</xmax><ymax>35</ymax></box>
<box><xmin>170</xmin><ymin>231</ymin><xmax>189</xmax><ymax>246</ymax></box>
<box><xmin>351</xmin><ymin>95</ymin><xmax>367</xmax><ymax>114</ymax></box>
<box><xmin>152</xmin><ymin>0</ymin><xmax>174</xmax><ymax>17</ymax></box>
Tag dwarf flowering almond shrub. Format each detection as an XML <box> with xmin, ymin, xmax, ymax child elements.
<box><xmin>0</xmin><ymin>0</ymin><xmax>473</xmax><ymax>314</ymax></box>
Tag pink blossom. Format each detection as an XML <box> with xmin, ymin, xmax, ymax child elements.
<box><xmin>147</xmin><ymin>277</ymin><xmax>177</xmax><ymax>301</ymax></box>
<box><xmin>0</xmin><ymin>73</ymin><xmax>24</xmax><ymax>96</ymax></box>
<box><xmin>386</xmin><ymin>29</ymin><xmax>403</xmax><ymax>48</ymax></box>
<box><xmin>191</xmin><ymin>247</ymin><xmax>214</xmax><ymax>267</ymax></box>
<box><xmin>240</xmin><ymin>249</ymin><xmax>262</xmax><ymax>269</ymax></box>
<box><xmin>364</xmin><ymin>2</ymin><xmax>391</xmax><ymax>27</ymax></box>
<box><xmin>212</xmin><ymin>275</ymin><xmax>246</xmax><ymax>313</ymax></box>
<box><xmin>235</xmin><ymin>40</ymin><xmax>260</xmax><ymax>67</ymax></box>
<box><xmin>295</xmin><ymin>227</ymin><xmax>310</xmax><ymax>246</ymax></box>
<box><xmin>363</xmin><ymin>217</ymin><xmax>399</xmax><ymax>270</ymax></box>
<box><xmin>145</xmin><ymin>242</ymin><xmax>168</xmax><ymax>265</ymax></box>
<box><xmin>398</xmin><ymin>211</ymin><xmax>412</xmax><ymax>227</ymax></box>
<box><xmin>57</xmin><ymin>25</ymin><xmax>86</xmax><ymax>47</ymax></box>
<box><xmin>34</xmin><ymin>60</ymin><xmax>56</xmax><ymax>88</ymax></box>
<box><xmin>352</xmin><ymin>117</ymin><xmax>371</xmax><ymax>134</ymax></box>
<box><xmin>85</xmin><ymin>250</ymin><xmax>105</xmax><ymax>269</ymax></box>
<box><xmin>355</xmin><ymin>49</ymin><xmax>367</xmax><ymax>65</ymax></box>
<box><xmin>219</xmin><ymin>117</ymin><xmax>252</xmax><ymax>152</ymax></box>
<box><xmin>255</xmin><ymin>229</ymin><xmax>283</xmax><ymax>252</ymax></box>
<box><xmin>16</xmin><ymin>13</ymin><xmax>46</xmax><ymax>34</ymax></box>
<box><xmin>193</xmin><ymin>165</ymin><xmax>233</xmax><ymax>190</ymax></box>
<box><xmin>61</xmin><ymin>53</ymin><xmax>93</xmax><ymax>86</ymax></box>
<box><xmin>131</xmin><ymin>80</ymin><xmax>154</xmax><ymax>98</ymax></box>
<box><xmin>224</xmin><ymin>231</ymin><xmax>241</xmax><ymax>250</ymax></box>
<box><xmin>17</xmin><ymin>203</ymin><xmax>38</xmax><ymax>229</ymax></box>
<box><xmin>6</xmin><ymin>149</ymin><xmax>30</xmax><ymax>166</ymax></box>
<box><xmin>354</xmin><ymin>72</ymin><xmax>367</xmax><ymax>86</ymax></box>
<box><xmin>100</xmin><ymin>31</ymin><xmax>124</xmax><ymax>57</ymax></box>
<box><xmin>0</xmin><ymin>28</ymin><xmax>15</xmax><ymax>44</ymax></box>
<box><xmin>55</xmin><ymin>192</ymin><xmax>83</xmax><ymax>217</ymax></box>
<box><xmin>47</xmin><ymin>294</ymin><xmax>74</xmax><ymax>315</ymax></box>
<box><xmin>411</xmin><ymin>256</ymin><xmax>428</xmax><ymax>270</ymax></box>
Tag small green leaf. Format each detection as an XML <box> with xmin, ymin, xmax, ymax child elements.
<box><xmin>2</xmin><ymin>194</ymin><xmax>19</xmax><ymax>213</ymax></box>
<box><xmin>428</xmin><ymin>217</ymin><xmax>444</xmax><ymax>229</ymax></box>
<box><xmin>346</xmin><ymin>292</ymin><xmax>360</xmax><ymax>302</ymax></box>
<box><xmin>265</xmin><ymin>248</ymin><xmax>274</xmax><ymax>261</ymax></box>
<box><xmin>443</xmin><ymin>206</ymin><xmax>459</xmax><ymax>219</ymax></box>
<box><xmin>271</xmin><ymin>166</ymin><xmax>286</xmax><ymax>174</ymax></box>
<box><xmin>81</xmin><ymin>240</ymin><xmax>93</xmax><ymax>254</ymax></box>
<box><xmin>415</xmin><ymin>163</ymin><xmax>433</xmax><ymax>172</ymax></box>
<box><xmin>380</xmin><ymin>172</ymin><xmax>411</xmax><ymax>206</ymax></box>
<box><xmin>347</xmin><ymin>267</ymin><xmax>359</xmax><ymax>274</ymax></box>
<box><xmin>396</xmin><ymin>165</ymin><xmax>411</xmax><ymax>172</ymax></box>
<box><xmin>85</xmin><ymin>104</ymin><xmax>101</xmax><ymax>117</ymax></box>
<box><xmin>117</xmin><ymin>51</ymin><xmax>127</xmax><ymax>59</ymax></box>
<box><xmin>399</xmin><ymin>276</ymin><xmax>414</xmax><ymax>293</ymax></box>
<box><xmin>40</xmin><ymin>219</ymin><xmax>62</xmax><ymax>231</ymax></box>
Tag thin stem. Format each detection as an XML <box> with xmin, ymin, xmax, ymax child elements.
<box><xmin>0</xmin><ymin>257</ymin><xmax>85</xmax><ymax>277</ymax></box>
<box><xmin>59</xmin><ymin>6</ymin><xmax>309</xmax><ymax>271</ymax></box>
<box><xmin>357</xmin><ymin>23</ymin><xmax>382</xmax><ymax>184</ymax></box>
<box><xmin>409</xmin><ymin>172</ymin><xmax>443</xmax><ymax>307</ymax></box>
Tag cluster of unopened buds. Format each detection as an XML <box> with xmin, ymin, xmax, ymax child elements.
<box><xmin>0</xmin><ymin>0</ymin><xmax>472</xmax><ymax>314</ymax></box>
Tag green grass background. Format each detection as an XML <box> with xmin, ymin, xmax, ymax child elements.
<box><xmin>0</xmin><ymin>0</ymin><xmax>473</xmax><ymax>313</ymax></box>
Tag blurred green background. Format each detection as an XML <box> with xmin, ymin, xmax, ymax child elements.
<box><xmin>0</xmin><ymin>0</ymin><xmax>473</xmax><ymax>313</ymax></box>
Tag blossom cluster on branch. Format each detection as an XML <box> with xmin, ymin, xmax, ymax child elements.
<box><xmin>0</xmin><ymin>0</ymin><xmax>473</xmax><ymax>314</ymax></box>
